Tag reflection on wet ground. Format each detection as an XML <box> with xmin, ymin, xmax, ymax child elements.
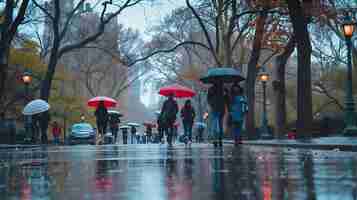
<box><xmin>0</xmin><ymin>144</ymin><xmax>356</xmax><ymax>199</ymax></box>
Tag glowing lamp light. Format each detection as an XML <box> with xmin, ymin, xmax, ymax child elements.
<box><xmin>22</xmin><ymin>72</ymin><xmax>32</xmax><ymax>84</ymax></box>
<box><xmin>342</xmin><ymin>18</ymin><xmax>355</xmax><ymax>38</ymax></box>
<box><xmin>259</xmin><ymin>72</ymin><xmax>269</xmax><ymax>82</ymax></box>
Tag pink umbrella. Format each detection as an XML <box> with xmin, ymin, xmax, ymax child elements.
<box><xmin>159</xmin><ymin>84</ymin><xmax>196</xmax><ymax>98</ymax></box>
<box><xmin>87</xmin><ymin>96</ymin><xmax>117</xmax><ymax>108</ymax></box>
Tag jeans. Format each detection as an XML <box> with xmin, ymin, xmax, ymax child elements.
<box><xmin>131</xmin><ymin>133</ymin><xmax>135</xmax><ymax>144</ymax></box>
<box><xmin>211</xmin><ymin>112</ymin><xmax>224</xmax><ymax>141</ymax></box>
<box><xmin>53</xmin><ymin>136</ymin><xmax>60</xmax><ymax>145</ymax></box>
<box><xmin>232</xmin><ymin>121</ymin><xmax>243</xmax><ymax>139</ymax></box>
<box><xmin>183</xmin><ymin>122</ymin><xmax>193</xmax><ymax>141</ymax></box>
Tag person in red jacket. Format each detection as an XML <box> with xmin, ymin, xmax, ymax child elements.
<box><xmin>52</xmin><ymin>121</ymin><xmax>61</xmax><ymax>145</ymax></box>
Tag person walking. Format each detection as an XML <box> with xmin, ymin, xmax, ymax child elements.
<box><xmin>228</xmin><ymin>84</ymin><xmax>248</xmax><ymax>146</ymax></box>
<box><xmin>146</xmin><ymin>125</ymin><xmax>153</xmax><ymax>144</ymax></box>
<box><xmin>207</xmin><ymin>82</ymin><xmax>228</xmax><ymax>147</ymax></box>
<box><xmin>109</xmin><ymin>115</ymin><xmax>120</xmax><ymax>143</ymax></box>
<box><xmin>122</xmin><ymin>127</ymin><xmax>128</xmax><ymax>144</ymax></box>
<box><xmin>180</xmin><ymin>100</ymin><xmax>196</xmax><ymax>144</ymax></box>
<box><xmin>157</xmin><ymin>114</ymin><xmax>166</xmax><ymax>144</ymax></box>
<box><xmin>130</xmin><ymin>126</ymin><xmax>137</xmax><ymax>144</ymax></box>
<box><xmin>95</xmin><ymin>101</ymin><xmax>108</xmax><ymax>138</ymax></box>
<box><xmin>31</xmin><ymin>114</ymin><xmax>40</xmax><ymax>144</ymax></box>
<box><xmin>160</xmin><ymin>93</ymin><xmax>179</xmax><ymax>146</ymax></box>
<box><xmin>39</xmin><ymin>111</ymin><xmax>50</xmax><ymax>144</ymax></box>
<box><xmin>52</xmin><ymin>121</ymin><xmax>61</xmax><ymax>145</ymax></box>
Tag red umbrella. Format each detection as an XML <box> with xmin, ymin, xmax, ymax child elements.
<box><xmin>87</xmin><ymin>96</ymin><xmax>117</xmax><ymax>108</ymax></box>
<box><xmin>159</xmin><ymin>84</ymin><xmax>196</xmax><ymax>98</ymax></box>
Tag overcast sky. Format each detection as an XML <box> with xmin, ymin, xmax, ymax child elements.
<box><xmin>116</xmin><ymin>0</ymin><xmax>185</xmax><ymax>37</ymax></box>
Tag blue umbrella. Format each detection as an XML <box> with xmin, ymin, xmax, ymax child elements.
<box><xmin>200</xmin><ymin>67</ymin><xmax>245</xmax><ymax>84</ymax></box>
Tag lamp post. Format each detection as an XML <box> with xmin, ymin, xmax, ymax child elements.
<box><xmin>259</xmin><ymin>68</ymin><xmax>271</xmax><ymax>139</ymax></box>
<box><xmin>342</xmin><ymin>15</ymin><xmax>357</xmax><ymax>136</ymax></box>
<box><xmin>22</xmin><ymin>71</ymin><xmax>32</xmax><ymax>101</ymax></box>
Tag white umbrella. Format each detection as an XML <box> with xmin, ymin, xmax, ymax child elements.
<box><xmin>119</xmin><ymin>125</ymin><xmax>130</xmax><ymax>129</ymax></box>
<box><xmin>127</xmin><ymin>122</ymin><xmax>140</xmax><ymax>127</ymax></box>
<box><xmin>108</xmin><ymin>110</ymin><xmax>123</xmax><ymax>117</ymax></box>
<box><xmin>23</xmin><ymin>99</ymin><xmax>50</xmax><ymax>116</ymax></box>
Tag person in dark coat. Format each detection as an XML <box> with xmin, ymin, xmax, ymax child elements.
<box><xmin>157</xmin><ymin>114</ymin><xmax>165</xmax><ymax>143</ymax></box>
<box><xmin>39</xmin><ymin>111</ymin><xmax>50</xmax><ymax>144</ymax></box>
<box><xmin>146</xmin><ymin>125</ymin><xmax>153</xmax><ymax>144</ymax></box>
<box><xmin>180</xmin><ymin>99</ymin><xmax>196</xmax><ymax>144</ymax></box>
<box><xmin>160</xmin><ymin>93</ymin><xmax>179</xmax><ymax>146</ymax></box>
<box><xmin>122</xmin><ymin>127</ymin><xmax>128</xmax><ymax>144</ymax></box>
<box><xmin>207</xmin><ymin>82</ymin><xmax>228</xmax><ymax>147</ymax></box>
<box><xmin>95</xmin><ymin>101</ymin><xmax>108</xmax><ymax>136</ymax></box>
<box><xmin>130</xmin><ymin>126</ymin><xmax>137</xmax><ymax>144</ymax></box>
<box><xmin>108</xmin><ymin>115</ymin><xmax>120</xmax><ymax>143</ymax></box>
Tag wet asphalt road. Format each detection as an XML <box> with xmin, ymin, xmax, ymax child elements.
<box><xmin>0</xmin><ymin>143</ymin><xmax>356</xmax><ymax>200</ymax></box>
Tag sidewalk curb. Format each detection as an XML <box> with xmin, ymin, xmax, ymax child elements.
<box><xmin>224</xmin><ymin>140</ymin><xmax>357</xmax><ymax>151</ymax></box>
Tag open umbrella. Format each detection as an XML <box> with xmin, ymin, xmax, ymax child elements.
<box><xmin>88</xmin><ymin>96</ymin><xmax>117</xmax><ymax>108</ymax></box>
<box><xmin>23</xmin><ymin>99</ymin><xmax>50</xmax><ymax>116</ymax></box>
<box><xmin>200</xmin><ymin>67</ymin><xmax>245</xmax><ymax>84</ymax></box>
<box><xmin>127</xmin><ymin>122</ymin><xmax>140</xmax><ymax>127</ymax></box>
<box><xmin>119</xmin><ymin>125</ymin><xmax>130</xmax><ymax>129</ymax></box>
<box><xmin>159</xmin><ymin>84</ymin><xmax>196</xmax><ymax>98</ymax></box>
<box><xmin>108</xmin><ymin>110</ymin><xmax>123</xmax><ymax>117</ymax></box>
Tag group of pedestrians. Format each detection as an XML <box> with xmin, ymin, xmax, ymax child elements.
<box><xmin>95</xmin><ymin>101</ymin><xmax>121</xmax><ymax>143</ymax></box>
<box><xmin>207</xmin><ymin>82</ymin><xmax>248</xmax><ymax>147</ymax></box>
<box><xmin>158</xmin><ymin>94</ymin><xmax>197</xmax><ymax>146</ymax></box>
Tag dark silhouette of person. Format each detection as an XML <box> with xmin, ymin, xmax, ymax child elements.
<box><xmin>157</xmin><ymin>113</ymin><xmax>166</xmax><ymax>143</ymax></box>
<box><xmin>108</xmin><ymin>115</ymin><xmax>120</xmax><ymax>143</ymax></box>
<box><xmin>130</xmin><ymin>126</ymin><xmax>137</xmax><ymax>144</ymax></box>
<box><xmin>207</xmin><ymin>82</ymin><xmax>228</xmax><ymax>147</ymax></box>
<box><xmin>95</xmin><ymin>101</ymin><xmax>108</xmax><ymax>137</ymax></box>
<box><xmin>146</xmin><ymin>125</ymin><xmax>152</xmax><ymax>144</ymax></box>
<box><xmin>180</xmin><ymin>99</ymin><xmax>196</xmax><ymax>144</ymax></box>
<box><xmin>122</xmin><ymin>127</ymin><xmax>128</xmax><ymax>144</ymax></box>
<box><xmin>39</xmin><ymin>111</ymin><xmax>50</xmax><ymax>144</ymax></box>
<box><xmin>160</xmin><ymin>93</ymin><xmax>179</xmax><ymax>146</ymax></box>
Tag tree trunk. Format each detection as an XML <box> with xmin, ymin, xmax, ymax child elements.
<box><xmin>272</xmin><ymin>36</ymin><xmax>295</xmax><ymax>139</ymax></box>
<box><xmin>0</xmin><ymin>45</ymin><xmax>10</xmax><ymax>100</ymax></box>
<box><xmin>287</xmin><ymin>0</ymin><xmax>313</xmax><ymax>138</ymax></box>
<box><xmin>40</xmin><ymin>49</ymin><xmax>59</xmax><ymax>101</ymax></box>
<box><xmin>245</xmin><ymin>11</ymin><xmax>267</xmax><ymax>139</ymax></box>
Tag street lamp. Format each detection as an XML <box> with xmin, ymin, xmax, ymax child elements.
<box><xmin>22</xmin><ymin>71</ymin><xmax>32</xmax><ymax>101</ymax></box>
<box><xmin>342</xmin><ymin>15</ymin><xmax>357</xmax><ymax>136</ymax></box>
<box><xmin>259</xmin><ymin>68</ymin><xmax>271</xmax><ymax>139</ymax></box>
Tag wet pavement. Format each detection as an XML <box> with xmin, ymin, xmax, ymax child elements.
<box><xmin>0</xmin><ymin>144</ymin><xmax>356</xmax><ymax>200</ymax></box>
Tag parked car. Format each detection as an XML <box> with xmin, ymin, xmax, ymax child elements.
<box><xmin>68</xmin><ymin>123</ymin><xmax>96</xmax><ymax>145</ymax></box>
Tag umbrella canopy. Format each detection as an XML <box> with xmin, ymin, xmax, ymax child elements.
<box><xmin>159</xmin><ymin>84</ymin><xmax>196</xmax><ymax>98</ymax></box>
<box><xmin>195</xmin><ymin>122</ymin><xmax>207</xmax><ymax>128</ymax></box>
<box><xmin>127</xmin><ymin>122</ymin><xmax>141</xmax><ymax>127</ymax></box>
<box><xmin>119</xmin><ymin>125</ymin><xmax>130</xmax><ymax>129</ymax></box>
<box><xmin>200</xmin><ymin>67</ymin><xmax>245</xmax><ymax>84</ymax></box>
<box><xmin>108</xmin><ymin>110</ymin><xmax>123</xmax><ymax>117</ymax></box>
<box><xmin>88</xmin><ymin>96</ymin><xmax>117</xmax><ymax>108</ymax></box>
<box><xmin>23</xmin><ymin>99</ymin><xmax>50</xmax><ymax>116</ymax></box>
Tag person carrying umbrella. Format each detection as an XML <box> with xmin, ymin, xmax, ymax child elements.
<box><xmin>95</xmin><ymin>101</ymin><xmax>108</xmax><ymax>137</ymax></box>
<box><xmin>120</xmin><ymin>126</ymin><xmax>129</xmax><ymax>144</ymax></box>
<box><xmin>39</xmin><ymin>111</ymin><xmax>50</xmax><ymax>144</ymax></box>
<box><xmin>180</xmin><ymin>99</ymin><xmax>196</xmax><ymax>144</ymax></box>
<box><xmin>160</xmin><ymin>93</ymin><xmax>179</xmax><ymax>146</ymax></box>
<box><xmin>228</xmin><ymin>83</ymin><xmax>248</xmax><ymax>145</ymax></box>
<box><xmin>207</xmin><ymin>82</ymin><xmax>228</xmax><ymax>147</ymax></box>
<box><xmin>145</xmin><ymin>124</ymin><xmax>153</xmax><ymax>144</ymax></box>
<box><xmin>130</xmin><ymin>126</ymin><xmax>137</xmax><ymax>144</ymax></box>
<box><xmin>108</xmin><ymin>115</ymin><xmax>120</xmax><ymax>143</ymax></box>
